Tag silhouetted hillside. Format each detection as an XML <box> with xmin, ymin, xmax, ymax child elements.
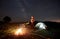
<box><xmin>43</xmin><ymin>21</ymin><xmax>60</xmax><ymax>39</ymax></box>
<box><xmin>43</xmin><ymin>21</ymin><xmax>60</xmax><ymax>29</ymax></box>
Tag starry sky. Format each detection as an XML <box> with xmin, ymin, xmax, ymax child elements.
<box><xmin>0</xmin><ymin>0</ymin><xmax>60</xmax><ymax>22</ymax></box>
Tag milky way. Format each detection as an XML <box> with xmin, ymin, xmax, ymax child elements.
<box><xmin>0</xmin><ymin>0</ymin><xmax>60</xmax><ymax>22</ymax></box>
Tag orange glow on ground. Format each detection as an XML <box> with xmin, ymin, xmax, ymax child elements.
<box><xmin>14</xmin><ymin>28</ymin><xmax>28</xmax><ymax>36</ymax></box>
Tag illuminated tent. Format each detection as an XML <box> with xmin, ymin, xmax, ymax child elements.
<box><xmin>35</xmin><ymin>22</ymin><xmax>47</xmax><ymax>30</ymax></box>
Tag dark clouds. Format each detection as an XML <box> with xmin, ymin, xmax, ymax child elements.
<box><xmin>0</xmin><ymin>0</ymin><xmax>60</xmax><ymax>22</ymax></box>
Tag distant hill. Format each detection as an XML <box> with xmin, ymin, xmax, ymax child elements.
<box><xmin>43</xmin><ymin>21</ymin><xmax>60</xmax><ymax>29</ymax></box>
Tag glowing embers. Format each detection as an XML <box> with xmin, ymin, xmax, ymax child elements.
<box><xmin>14</xmin><ymin>27</ymin><xmax>28</xmax><ymax>36</ymax></box>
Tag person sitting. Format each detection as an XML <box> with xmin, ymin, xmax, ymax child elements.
<box><xmin>26</xmin><ymin>16</ymin><xmax>38</xmax><ymax>29</ymax></box>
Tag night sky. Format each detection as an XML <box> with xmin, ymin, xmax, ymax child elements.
<box><xmin>0</xmin><ymin>0</ymin><xmax>60</xmax><ymax>22</ymax></box>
